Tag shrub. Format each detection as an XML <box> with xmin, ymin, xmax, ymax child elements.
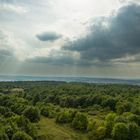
<box><xmin>12</xmin><ymin>131</ymin><xmax>32</xmax><ymax>140</ymax></box>
<box><xmin>56</xmin><ymin>111</ymin><xmax>72</xmax><ymax>123</ymax></box>
<box><xmin>72</xmin><ymin>112</ymin><xmax>88</xmax><ymax>130</ymax></box>
<box><xmin>88</xmin><ymin>126</ymin><xmax>106</xmax><ymax>140</ymax></box>
<box><xmin>23</xmin><ymin>106</ymin><xmax>40</xmax><ymax>122</ymax></box>
<box><xmin>112</xmin><ymin>123</ymin><xmax>129</xmax><ymax>140</ymax></box>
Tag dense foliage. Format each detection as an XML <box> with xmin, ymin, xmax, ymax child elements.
<box><xmin>0</xmin><ymin>81</ymin><xmax>140</xmax><ymax>140</ymax></box>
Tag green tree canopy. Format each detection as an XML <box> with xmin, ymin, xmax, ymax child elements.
<box><xmin>23</xmin><ymin>106</ymin><xmax>40</xmax><ymax>122</ymax></box>
<box><xmin>112</xmin><ymin>122</ymin><xmax>129</xmax><ymax>140</ymax></box>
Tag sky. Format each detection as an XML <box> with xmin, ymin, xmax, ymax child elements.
<box><xmin>0</xmin><ymin>0</ymin><xmax>140</xmax><ymax>78</ymax></box>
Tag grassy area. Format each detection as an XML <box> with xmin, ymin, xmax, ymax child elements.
<box><xmin>38</xmin><ymin>117</ymin><xmax>88</xmax><ymax>140</ymax></box>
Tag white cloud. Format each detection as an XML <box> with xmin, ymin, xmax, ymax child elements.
<box><xmin>0</xmin><ymin>3</ymin><xmax>28</xmax><ymax>14</ymax></box>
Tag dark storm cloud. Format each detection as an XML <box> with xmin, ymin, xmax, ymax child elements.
<box><xmin>36</xmin><ymin>32</ymin><xmax>62</xmax><ymax>42</ymax></box>
<box><xmin>64</xmin><ymin>4</ymin><xmax>140</xmax><ymax>62</ymax></box>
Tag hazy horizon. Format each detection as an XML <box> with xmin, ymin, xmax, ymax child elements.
<box><xmin>0</xmin><ymin>0</ymin><xmax>140</xmax><ymax>78</ymax></box>
<box><xmin>0</xmin><ymin>74</ymin><xmax>140</xmax><ymax>80</ymax></box>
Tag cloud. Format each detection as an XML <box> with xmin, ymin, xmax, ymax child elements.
<box><xmin>0</xmin><ymin>30</ymin><xmax>27</xmax><ymax>61</ymax></box>
<box><xmin>64</xmin><ymin>3</ymin><xmax>140</xmax><ymax>64</ymax></box>
<box><xmin>0</xmin><ymin>30</ymin><xmax>15</xmax><ymax>60</ymax></box>
<box><xmin>27</xmin><ymin>55</ymin><xmax>95</xmax><ymax>66</ymax></box>
<box><xmin>0</xmin><ymin>4</ymin><xmax>28</xmax><ymax>13</ymax></box>
<box><xmin>0</xmin><ymin>0</ymin><xmax>28</xmax><ymax>14</ymax></box>
<box><xmin>36</xmin><ymin>32</ymin><xmax>62</xmax><ymax>42</ymax></box>
<box><xmin>0</xmin><ymin>49</ymin><xmax>12</xmax><ymax>56</ymax></box>
<box><xmin>28</xmin><ymin>56</ymin><xmax>75</xmax><ymax>65</ymax></box>
<box><xmin>26</xmin><ymin>48</ymin><xmax>82</xmax><ymax>66</ymax></box>
<box><xmin>26</xmin><ymin>3</ymin><xmax>140</xmax><ymax>69</ymax></box>
<box><xmin>112</xmin><ymin>54</ymin><xmax>140</xmax><ymax>63</ymax></box>
<box><xmin>0</xmin><ymin>49</ymin><xmax>14</xmax><ymax>61</ymax></box>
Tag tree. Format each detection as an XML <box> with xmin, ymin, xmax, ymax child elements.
<box><xmin>40</xmin><ymin>106</ymin><xmax>50</xmax><ymax>117</ymax></box>
<box><xmin>33</xmin><ymin>93</ymin><xmax>41</xmax><ymax>105</ymax></box>
<box><xmin>102</xmin><ymin>98</ymin><xmax>117</xmax><ymax>111</ymax></box>
<box><xmin>0</xmin><ymin>132</ymin><xmax>9</xmax><ymax>140</ymax></box>
<box><xmin>96</xmin><ymin>126</ymin><xmax>106</xmax><ymax>139</ymax></box>
<box><xmin>112</xmin><ymin>123</ymin><xmax>129</xmax><ymax>140</ymax></box>
<box><xmin>72</xmin><ymin>112</ymin><xmax>88</xmax><ymax>130</ymax></box>
<box><xmin>12</xmin><ymin>131</ymin><xmax>32</xmax><ymax>140</ymax></box>
<box><xmin>4</xmin><ymin>125</ymin><xmax>15</xmax><ymax>139</ymax></box>
<box><xmin>87</xmin><ymin>120</ymin><xmax>96</xmax><ymax>131</ymax></box>
<box><xmin>104</xmin><ymin>113</ymin><xmax>116</xmax><ymax>138</ymax></box>
<box><xmin>128</xmin><ymin>123</ymin><xmax>140</xmax><ymax>140</ymax></box>
<box><xmin>116</xmin><ymin>102</ymin><xmax>132</xmax><ymax>115</ymax></box>
<box><xmin>16</xmin><ymin>115</ymin><xmax>37</xmax><ymax>138</ymax></box>
<box><xmin>114</xmin><ymin>116</ymin><xmax>127</xmax><ymax>123</ymax></box>
<box><xmin>127</xmin><ymin>113</ymin><xmax>140</xmax><ymax>125</ymax></box>
<box><xmin>23</xmin><ymin>106</ymin><xmax>40</xmax><ymax>122</ymax></box>
<box><xmin>116</xmin><ymin>105</ymin><xmax>124</xmax><ymax>115</ymax></box>
<box><xmin>56</xmin><ymin>110</ymin><xmax>76</xmax><ymax>124</ymax></box>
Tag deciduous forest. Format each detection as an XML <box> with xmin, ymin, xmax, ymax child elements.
<box><xmin>0</xmin><ymin>81</ymin><xmax>140</xmax><ymax>140</ymax></box>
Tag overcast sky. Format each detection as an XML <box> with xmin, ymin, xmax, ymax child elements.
<box><xmin>0</xmin><ymin>0</ymin><xmax>140</xmax><ymax>78</ymax></box>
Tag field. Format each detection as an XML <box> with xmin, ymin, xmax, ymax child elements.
<box><xmin>38</xmin><ymin>117</ymin><xmax>88</xmax><ymax>140</ymax></box>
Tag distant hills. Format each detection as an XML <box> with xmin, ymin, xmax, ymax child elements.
<box><xmin>0</xmin><ymin>75</ymin><xmax>140</xmax><ymax>85</ymax></box>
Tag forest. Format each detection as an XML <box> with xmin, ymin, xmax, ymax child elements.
<box><xmin>0</xmin><ymin>81</ymin><xmax>140</xmax><ymax>140</ymax></box>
